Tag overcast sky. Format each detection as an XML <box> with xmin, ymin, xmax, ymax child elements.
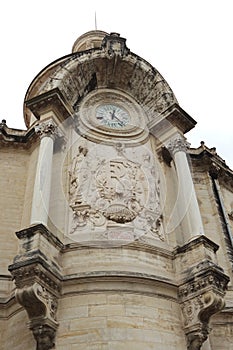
<box><xmin>1</xmin><ymin>0</ymin><xmax>232</xmax><ymax>168</ymax></box>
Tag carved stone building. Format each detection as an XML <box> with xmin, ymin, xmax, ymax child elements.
<box><xmin>0</xmin><ymin>31</ymin><xmax>233</xmax><ymax>350</ymax></box>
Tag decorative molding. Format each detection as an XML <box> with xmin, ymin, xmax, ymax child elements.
<box><xmin>9</xmin><ymin>262</ymin><xmax>61</xmax><ymax>293</ymax></box>
<box><xmin>178</xmin><ymin>265</ymin><xmax>229</xmax><ymax>300</ymax></box>
<box><xmin>15</xmin><ymin>282</ymin><xmax>58</xmax><ymax>350</ymax></box>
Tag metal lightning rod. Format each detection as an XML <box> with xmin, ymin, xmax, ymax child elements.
<box><xmin>95</xmin><ymin>11</ymin><xmax>97</xmax><ymax>30</ymax></box>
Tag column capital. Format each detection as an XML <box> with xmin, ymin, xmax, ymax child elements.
<box><xmin>35</xmin><ymin>119</ymin><xmax>61</xmax><ymax>140</ymax></box>
<box><xmin>166</xmin><ymin>135</ymin><xmax>190</xmax><ymax>157</ymax></box>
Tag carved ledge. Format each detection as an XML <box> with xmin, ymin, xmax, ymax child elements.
<box><xmin>16</xmin><ymin>282</ymin><xmax>58</xmax><ymax>327</ymax></box>
<box><xmin>9</xmin><ymin>262</ymin><xmax>60</xmax><ymax>349</ymax></box>
<box><xmin>8</xmin><ymin>225</ymin><xmax>62</xmax><ymax>349</ymax></box>
<box><xmin>178</xmin><ymin>262</ymin><xmax>229</xmax><ymax>349</ymax></box>
<box><xmin>9</xmin><ymin>261</ymin><xmax>61</xmax><ymax>293</ymax></box>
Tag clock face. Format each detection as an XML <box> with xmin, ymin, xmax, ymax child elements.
<box><xmin>96</xmin><ymin>104</ymin><xmax>130</xmax><ymax>128</ymax></box>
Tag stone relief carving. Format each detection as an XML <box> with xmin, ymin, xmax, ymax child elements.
<box><xmin>68</xmin><ymin>141</ymin><xmax>164</xmax><ymax>241</ymax></box>
<box><xmin>95</xmin><ymin>158</ymin><xmax>144</xmax><ymax>223</ymax></box>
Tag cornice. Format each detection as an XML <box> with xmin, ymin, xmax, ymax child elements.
<box><xmin>148</xmin><ymin>103</ymin><xmax>196</xmax><ymax>135</ymax></box>
<box><xmin>0</xmin><ymin>120</ymin><xmax>36</xmax><ymax>147</ymax></box>
<box><xmin>16</xmin><ymin>224</ymin><xmax>63</xmax><ymax>250</ymax></box>
<box><xmin>62</xmin><ymin>239</ymin><xmax>173</xmax><ymax>260</ymax></box>
<box><xmin>189</xmin><ymin>142</ymin><xmax>233</xmax><ymax>192</ymax></box>
<box><xmin>174</xmin><ymin>235</ymin><xmax>219</xmax><ymax>255</ymax></box>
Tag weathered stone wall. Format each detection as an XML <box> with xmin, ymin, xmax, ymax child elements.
<box><xmin>57</xmin><ymin>292</ymin><xmax>186</xmax><ymax>350</ymax></box>
<box><xmin>0</xmin><ymin>309</ymin><xmax>35</xmax><ymax>350</ymax></box>
<box><xmin>0</xmin><ymin>147</ymin><xmax>28</xmax><ymax>274</ymax></box>
<box><xmin>192</xmin><ymin>165</ymin><xmax>233</xmax><ymax>279</ymax></box>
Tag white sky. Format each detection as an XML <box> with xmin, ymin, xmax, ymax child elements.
<box><xmin>1</xmin><ymin>0</ymin><xmax>233</xmax><ymax>168</ymax></box>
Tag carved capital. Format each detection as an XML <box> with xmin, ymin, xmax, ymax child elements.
<box><xmin>35</xmin><ymin>120</ymin><xmax>61</xmax><ymax>140</ymax></box>
<box><xmin>166</xmin><ymin>135</ymin><xmax>190</xmax><ymax>157</ymax></box>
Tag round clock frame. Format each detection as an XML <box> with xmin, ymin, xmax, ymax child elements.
<box><xmin>77</xmin><ymin>89</ymin><xmax>148</xmax><ymax>145</ymax></box>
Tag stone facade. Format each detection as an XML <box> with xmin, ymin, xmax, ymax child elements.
<box><xmin>1</xmin><ymin>31</ymin><xmax>233</xmax><ymax>349</ymax></box>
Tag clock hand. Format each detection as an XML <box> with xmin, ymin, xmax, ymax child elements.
<box><xmin>110</xmin><ymin>110</ymin><xmax>123</xmax><ymax>126</ymax></box>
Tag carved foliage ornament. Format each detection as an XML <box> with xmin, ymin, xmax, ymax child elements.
<box><xmin>35</xmin><ymin>120</ymin><xmax>61</xmax><ymax>140</ymax></box>
<box><xmin>166</xmin><ymin>135</ymin><xmax>190</xmax><ymax>157</ymax></box>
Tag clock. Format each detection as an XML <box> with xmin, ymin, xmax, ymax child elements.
<box><xmin>78</xmin><ymin>88</ymin><xmax>148</xmax><ymax>145</ymax></box>
<box><xmin>95</xmin><ymin>104</ymin><xmax>130</xmax><ymax>128</ymax></box>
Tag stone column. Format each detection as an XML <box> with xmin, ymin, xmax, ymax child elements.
<box><xmin>167</xmin><ymin>135</ymin><xmax>204</xmax><ymax>240</ymax></box>
<box><xmin>30</xmin><ymin>119</ymin><xmax>59</xmax><ymax>226</ymax></box>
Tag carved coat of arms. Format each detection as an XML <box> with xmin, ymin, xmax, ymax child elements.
<box><xmin>68</xmin><ymin>142</ymin><xmax>164</xmax><ymax>241</ymax></box>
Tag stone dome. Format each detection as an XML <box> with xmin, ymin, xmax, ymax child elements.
<box><xmin>72</xmin><ymin>30</ymin><xmax>108</xmax><ymax>53</ymax></box>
